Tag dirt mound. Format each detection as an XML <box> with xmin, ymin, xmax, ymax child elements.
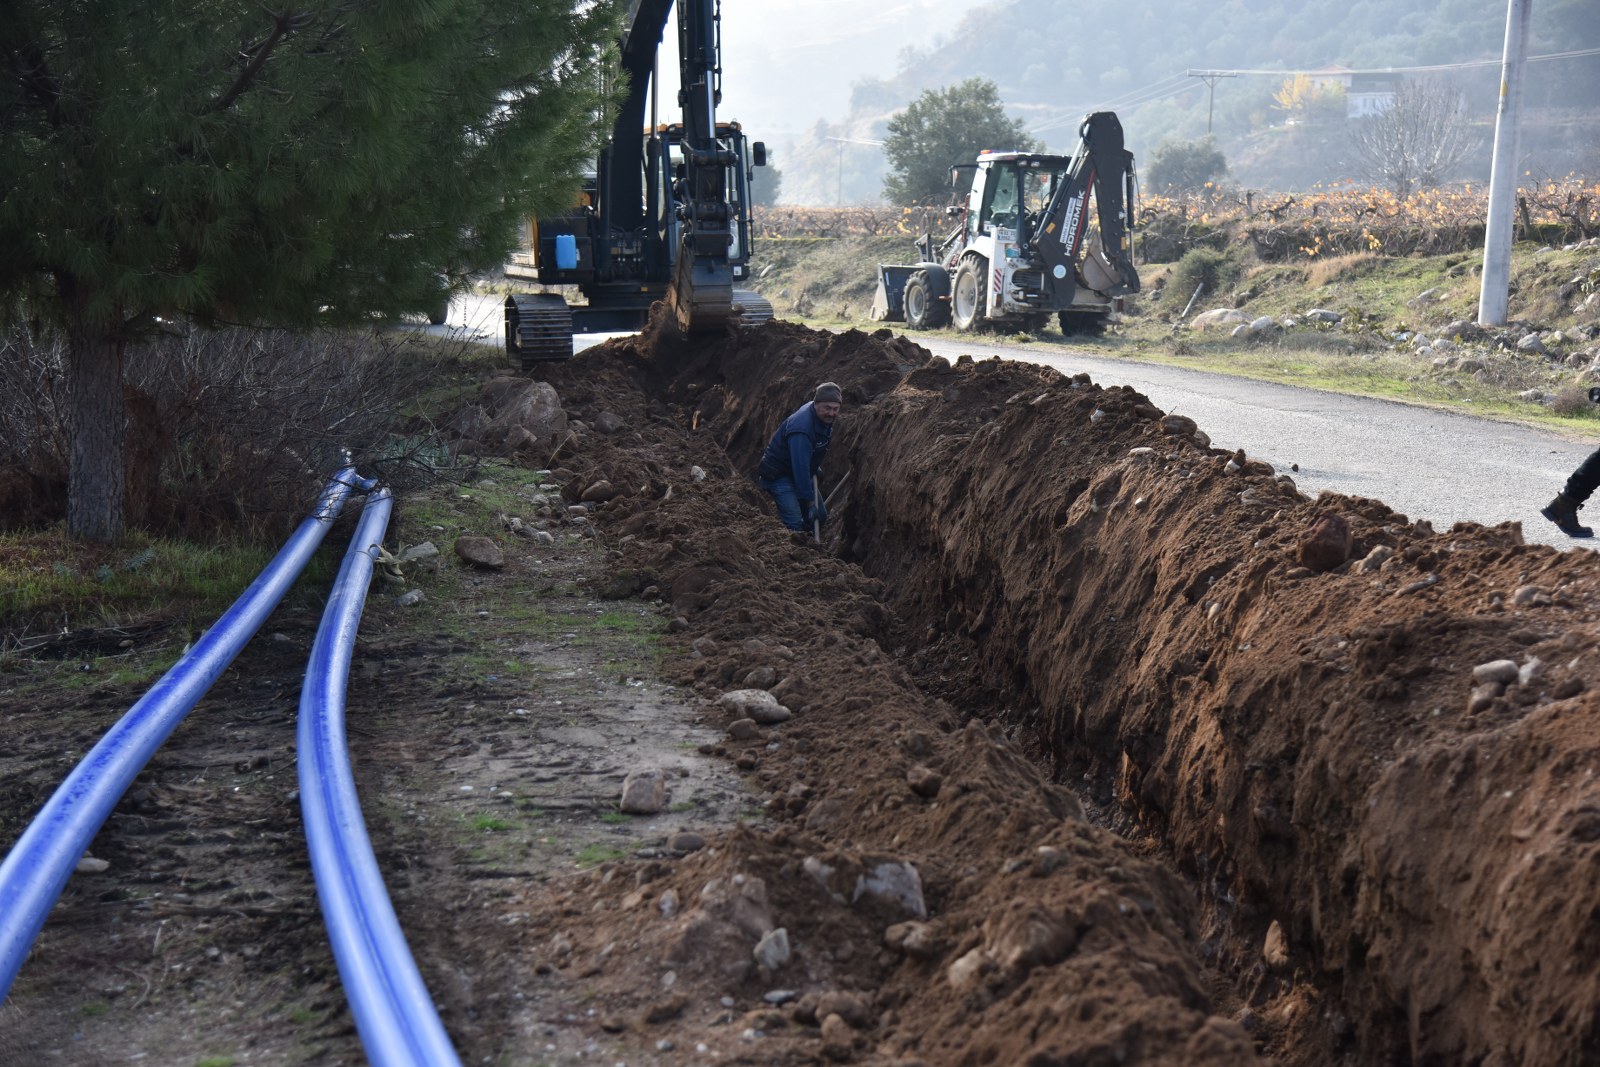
<box><xmin>518</xmin><ymin>314</ymin><xmax>1600</xmax><ymax>1065</ymax></box>
<box><xmin>11</xmin><ymin>308</ymin><xmax>1600</xmax><ymax>1066</ymax></box>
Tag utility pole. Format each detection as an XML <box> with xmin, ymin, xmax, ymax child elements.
<box><xmin>1479</xmin><ymin>0</ymin><xmax>1532</xmax><ymax>326</ymax></box>
<box><xmin>1186</xmin><ymin>70</ymin><xmax>1238</xmax><ymax>134</ymax></box>
<box><xmin>824</xmin><ymin>136</ymin><xmax>885</xmax><ymax>206</ymax></box>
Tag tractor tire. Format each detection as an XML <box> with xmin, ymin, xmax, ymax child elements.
<box><xmin>904</xmin><ymin>270</ymin><xmax>949</xmax><ymax>329</ymax></box>
<box><xmin>952</xmin><ymin>257</ymin><xmax>988</xmax><ymax>332</ymax></box>
<box><xmin>1058</xmin><ymin>310</ymin><xmax>1109</xmax><ymax>337</ymax></box>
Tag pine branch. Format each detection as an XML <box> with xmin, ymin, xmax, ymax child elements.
<box><xmin>9</xmin><ymin>41</ymin><xmax>64</xmax><ymax>128</ymax></box>
<box><xmin>203</xmin><ymin>9</ymin><xmax>317</xmax><ymax>116</ymax></box>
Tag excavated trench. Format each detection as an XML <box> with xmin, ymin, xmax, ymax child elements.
<box><xmin>517</xmin><ymin>313</ymin><xmax>1600</xmax><ymax>1066</ymax></box>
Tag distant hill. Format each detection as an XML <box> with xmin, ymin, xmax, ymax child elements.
<box><xmin>777</xmin><ymin>0</ymin><xmax>1599</xmax><ymax>203</ymax></box>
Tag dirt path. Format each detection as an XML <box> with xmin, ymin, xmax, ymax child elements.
<box><xmin>0</xmin><ymin>471</ymin><xmax>755</xmax><ymax>1066</ymax></box>
<box><xmin>7</xmin><ymin>312</ymin><xmax>1600</xmax><ymax>1066</ymax></box>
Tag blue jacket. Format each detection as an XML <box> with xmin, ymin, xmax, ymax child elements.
<box><xmin>758</xmin><ymin>401</ymin><xmax>832</xmax><ymax>502</ymax></box>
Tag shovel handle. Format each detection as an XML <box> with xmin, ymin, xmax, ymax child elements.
<box><xmin>812</xmin><ymin>475</ymin><xmax>822</xmax><ymax>542</ymax></box>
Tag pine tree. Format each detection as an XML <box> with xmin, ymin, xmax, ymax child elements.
<box><xmin>0</xmin><ymin>0</ymin><xmax>621</xmax><ymax>541</ymax></box>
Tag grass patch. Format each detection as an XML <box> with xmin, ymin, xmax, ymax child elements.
<box><xmin>0</xmin><ymin>529</ymin><xmax>338</xmax><ymax>636</ymax></box>
<box><xmin>750</xmin><ymin>234</ymin><xmax>908</xmax><ymax>321</ymax></box>
<box><xmin>574</xmin><ymin>843</ymin><xmax>629</xmax><ymax>867</ymax></box>
<box><xmin>1305</xmin><ymin>251</ymin><xmax>1379</xmax><ymax>289</ymax></box>
<box><xmin>470</xmin><ymin>815</ymin><xmax>515</xmax><ymax>833</ymax></box>
<box><xmin>599</xmin><ymin>811</ymin><xmax>629</xmax><ymax>824</ymax></box>
<box><xmin>595</xmin><ymin>609</ymin><xmax>658</xmax><ymax>633</ymax></box>
<box><xmin>195</xmin><ymin>1057</ymin><xmax>237</xmax><ymax>1067</ymax></box>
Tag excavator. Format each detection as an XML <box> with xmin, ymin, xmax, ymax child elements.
<box><xmin>871</xmin><ymin>110</ymin><xmax>1139</xmax><ymax>336</ymax></box>
<box><xmin>504</xmin><ymin>0</ymin><xmax>769</xmax><ymax>368</ymax></box>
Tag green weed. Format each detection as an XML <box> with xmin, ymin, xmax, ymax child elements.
<box><xmin>574</xmin><ymin>843</ymin><xmax>628</xmax><ymax>867</ymax></box>
<box><xmin>0</xmin><ymin>530</ymin><xmax>333</xmax><ymax>633</ymax></box>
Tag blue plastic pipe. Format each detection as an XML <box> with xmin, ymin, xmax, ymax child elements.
<box><xmin>0</xmin><ymin>466</ymin><xmax>368</xmax><ymax>1002</ymax></box>
<box><xmin>297</xmin><ymin>488</ymin><xmax>462</xmax><ymax>1067</ymax></box>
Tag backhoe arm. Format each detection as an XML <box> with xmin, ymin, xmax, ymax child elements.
<box><xmin>1035</xmin><ymin>111</ymin><xmax>1140</xmax><ymax>305</ymax></box>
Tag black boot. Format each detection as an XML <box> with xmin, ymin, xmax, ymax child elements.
<box><xmin>1542</xmin><ymin>493</ymin><xmax>1594</xmax><ymax>538</ymax></box>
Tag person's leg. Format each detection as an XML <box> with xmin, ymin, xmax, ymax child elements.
<box><xmin>760</xmin><ymin>475</ymin><xmax>805</xmax><ymax>530</ymax></box>
<box><xmin>1563</xmin><ymin>449</ymin><xmax>1600</xmax><ymax>505</ymax></box>
<box><xmin>1544</xmin><ymin>448</ymin><xmax>1600</xmax><ymax>537</ymax></box>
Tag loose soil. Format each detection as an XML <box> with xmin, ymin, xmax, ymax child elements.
<box><xmin>6</xmin><ymin>309</ymin><xmax>1600</xmax><ymax>1067</ymax></box>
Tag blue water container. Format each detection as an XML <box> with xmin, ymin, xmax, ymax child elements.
<box><xmin>555</xmin><ymin>234</ymin><xmax>578</xmax><ymax>270</ymax></box>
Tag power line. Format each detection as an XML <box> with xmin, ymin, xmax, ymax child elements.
<box><xmin>1026</xmin><ymin>73</ymin><xmax>1192</xmax><ymax>135</ymax></box>
<box><xmin>1024</xmin><ymin>47</ymin><xmax>1600</xmax><ymax>137</ymax></box>
<box><xmin>1186</xmin><ymin>48</ymin><xmax>1600</xmax><ymax>78</ymax></box>
<box><xmin>824</xmin><ymin>136</ymin><xmax>884</xmax><ymax>206</ymax></box>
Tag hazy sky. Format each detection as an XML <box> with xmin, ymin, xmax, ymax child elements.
<box><xmin>653</xmin><ymin>0</ymin><xmax>972</xmax><ymax>142</ymax></box>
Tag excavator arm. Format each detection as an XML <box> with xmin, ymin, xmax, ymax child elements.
<box><xmin>1033</xmin><ymin>111</ymin><xmax>1140</xmax><ymax>306</ymax></box>
<box><xmin>508</xmin><ymin>0</ymin><xmax>753</xmax><ymax>364</ymax></box>
<box><xmin>664</xmin><ymin>0</ymin><xmax>736</xmax><ymax>333</ymax></box>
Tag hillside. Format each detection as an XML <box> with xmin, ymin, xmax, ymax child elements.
<box><xmin>746</xmin><ymin>197</ymin><xmax>1600</xmax><ymax>433</ymax></box>
<box><xmin>777</xmin><ymin>0</ymin><xmax>1600</xmax><ymax>203</ymax></box>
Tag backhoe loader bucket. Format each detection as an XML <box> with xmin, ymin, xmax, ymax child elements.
<box><xmin>870</xmin><ymin>264</ymin><xmax>915</xmax><ymax>322</ymax></box>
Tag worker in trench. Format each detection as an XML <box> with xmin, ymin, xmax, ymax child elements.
<box><xmin>758</xmin><ymin>382</ymin><xmax>840</xmax><ymax>533</ymax></box>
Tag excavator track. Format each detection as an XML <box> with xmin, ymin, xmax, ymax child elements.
<box><xmin>504</xmin><ymin>294</ymin><xmax>574</xmax><ymax>370</ymax></box>
<box><xmin>733</xmin><ymin>289</ymin><xmax>774</xmax><ymax>326</ymax></box>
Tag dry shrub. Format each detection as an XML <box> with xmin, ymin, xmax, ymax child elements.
<box><xmin>0</xmin><ymin>325</ymin><xmax>462</xmax><ymax>538</ymax></box>
<box><xmin>1548</xmin><ymin>384</ymin><xmax>1592</xmax><ymax>417</ymax></box>
<box><xmin>1306</xmin><ymin>252</ymin><xmax>1379</xmax><ymax>289</ymax></box>
<box><xmin>1159</xmin><ymin>247</ymin><xmax>1242</xmax><ymax>315</ymax></box>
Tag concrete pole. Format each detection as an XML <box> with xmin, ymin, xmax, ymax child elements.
<box><xmin>1478</xmin><ymin>0</ymin><xmax>1532</xmax><ymax>326</ymax></box>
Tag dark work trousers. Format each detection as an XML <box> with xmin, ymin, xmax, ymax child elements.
<box><xmin>1565</xmin><ymin>448</ymin><xmax>1600</xmax><ymax>504</ymax></box>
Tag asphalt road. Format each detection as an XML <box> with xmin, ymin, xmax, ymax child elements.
<box><xmin>912</xmin><ymin>336</ymin><xmax>1593</xmax><ymax>550</ymax></box>
<box><xmin>428</xmin><ymin>294</ymin><xmax>1595</xmax><ymax>550</ymax></box>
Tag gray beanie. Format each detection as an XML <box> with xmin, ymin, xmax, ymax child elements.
<box><xmin>814</xmin><ymin>382</ymin><xmax>842</xmax><ymax>405</ymax></box>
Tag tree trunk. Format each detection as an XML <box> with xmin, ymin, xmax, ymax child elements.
<box><xmin>66</xmin><ymin>312</ymin><xmax>127</xmax><ymax>543</ymax></box>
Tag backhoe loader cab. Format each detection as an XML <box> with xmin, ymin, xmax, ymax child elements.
<box><xmin>871</xmin><ymin>111</ymin><xmax>1140</xmax><ymax>336</ymax></box>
